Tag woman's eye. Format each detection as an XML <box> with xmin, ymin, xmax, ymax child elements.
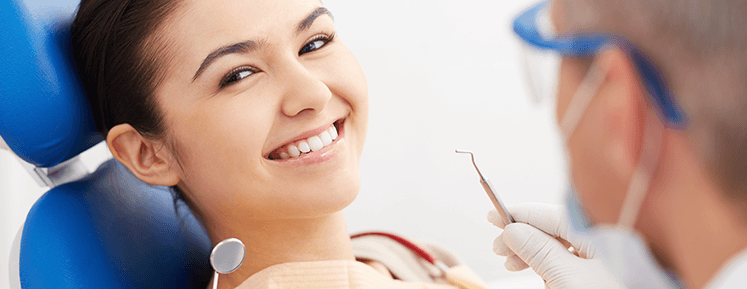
<box><xmin>220</xmin><ymin>66</ymin><xmax>257</xmax><ymax>87</ymax></box>
<box><xmin>299</xmin><ymin>33</ymin><xmax>336</xmax><ymax>56</ymax></box>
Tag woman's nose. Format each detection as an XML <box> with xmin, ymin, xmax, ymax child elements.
<box><xmin>279</xmin><ymin>62</ymin><xmax>332</xmax><ymax>117</ymax></box>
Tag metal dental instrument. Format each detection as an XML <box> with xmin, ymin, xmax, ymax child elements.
<box><xmin>210</xmin><ymin>238</ymin><xmax>246</xmax><ymax>289</ymax></box>
<box><xmin>456</xmin><ymin>150</ymin><xmax>514</xmax><ymax>225</ymax></box>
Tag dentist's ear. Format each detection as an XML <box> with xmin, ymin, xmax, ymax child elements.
<box><xmin>107</xmin><ymin>123</ymin><xmax>181</xmax><ymax>186</ymax></box>
<box><xmin>594</xmin><ymin>47</ymin><xmax>647</xmax><ymax>182</ymax></box>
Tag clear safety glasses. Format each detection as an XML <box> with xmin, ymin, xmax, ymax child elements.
<box><xmin>513</xmin><ymin>1</ymin><xmax>688</xmax><ymax>129</ymax></box>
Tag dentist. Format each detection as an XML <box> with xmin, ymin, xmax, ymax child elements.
<box><xmin>488</xmin><ymin>0</ymin><xmax>747</xmax><ymax>288</ymax></box>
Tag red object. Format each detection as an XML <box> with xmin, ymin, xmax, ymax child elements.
<box><xmin>350</xmin><ymin>232</ymin><xmax>439</xmax><ymax>265</ymax></box>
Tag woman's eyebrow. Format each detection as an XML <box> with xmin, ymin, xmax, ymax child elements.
<box><xmin>192</xmin><ymin>40</ymin><xmax>260</xmax><ymax>81</ymax></box>
<box><xmin>191</xmin><ymin>7</ymin><xmax>333</xmax><ymax>82</ymax></box>
<box><xmin>297</xmin><ymin>7</ymin><xmax>333</xmax><ymax>34</ymax></box>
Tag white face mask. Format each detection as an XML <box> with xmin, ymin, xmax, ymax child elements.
<box><xmin>560</xmin><ymin>56</ymin><xmax>683</xmax><ymax>289</ymax></box>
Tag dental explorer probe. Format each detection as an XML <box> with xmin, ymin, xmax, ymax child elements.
<box><xmin>456</xmin><ymin>150</ymin><xmax>514</xmax><ymax>225</ymax></box>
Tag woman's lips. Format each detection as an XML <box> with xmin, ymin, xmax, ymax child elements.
<box><xmin>266</xmin><ymin>119</ymin><xmax>344</xmax><ymax>160</ymax></box>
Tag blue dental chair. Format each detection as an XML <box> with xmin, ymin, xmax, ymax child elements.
<box><xmin>1</xmin><ymin>0</ymin><xmax>213</xmax><ymax>288</ymax></box>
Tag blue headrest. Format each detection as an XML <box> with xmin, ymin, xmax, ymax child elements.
<box><xmin>0</xmin><ymin>0</ymin><xmax>103</xmax><ymax>168</ymax></box>
<box><xmin>20</xmin><ymin>159</ymin><xmax>213</xmax><ymax>288</ymax></box>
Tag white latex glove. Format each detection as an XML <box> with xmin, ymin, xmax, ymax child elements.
<box><xmin>488</xmin><ymin>203</ymin><xmax>626</xmax><ymax>289</ymax></box>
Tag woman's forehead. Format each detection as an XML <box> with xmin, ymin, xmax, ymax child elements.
<box><xmin>159</xmin><ymin>0</ymin><xmax>330</xmax><ymax>84</ymax></box>
<box><xmin>174</xmin><ymin>0</ymin><xmax>325</xmax><ymax>33</ymax></box>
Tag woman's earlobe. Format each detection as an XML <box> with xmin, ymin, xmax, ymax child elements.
<box><xmin>106</xmin><ymin>124</ymin><xmax>181</xmax><ymax>186</ymax></box>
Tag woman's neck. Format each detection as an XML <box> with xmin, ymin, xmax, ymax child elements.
<box><xmin>210</xmin><ymin>211</ymin><xmax>355</xmax><ymax>288</ymax></box>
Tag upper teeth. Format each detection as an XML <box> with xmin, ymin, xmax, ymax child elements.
<box><xmin>277</xmin><ymin>125</ymin><xmax>339</xmax><ymax>159</ymax></box>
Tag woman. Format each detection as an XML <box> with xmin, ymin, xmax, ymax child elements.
<box><xmin>72</xmin><ymin>0</ymin><xmax>487</xmax><ymax>288</ymax></box>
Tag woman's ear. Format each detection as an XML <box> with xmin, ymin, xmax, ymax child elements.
<box><xmin>107</xmin><ymin>124</ymin><xmax>181</xmax><ymax>186</ymax></box>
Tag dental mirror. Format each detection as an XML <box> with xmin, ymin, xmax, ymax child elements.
<box><xmin>210</xmin><ymin>238</ymin><xmax>246</xmax><ymax>289</ymax></box>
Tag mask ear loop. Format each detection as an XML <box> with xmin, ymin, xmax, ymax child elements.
<box><xmin>559</xmin><ymin>55</ymin><xmax>609</xmax><ymax>141</ymax></box>
<box><xmin>558</xmin><ymin>48</ymin><xmax>664</xmax><ymax>229</ymax></box>
<box><xmin>617</xmin><ymin>110</ymin><xmax>663</xmax><ymax>229</ymax></box>
<box><xmin>558</xmin><ymin>53</ymin><xmax>609</xmax><ymax>232</ymax></box>
<box><xmin>607</xmin><ymin>109</ymin><xmax>664</xmax><ymax>287</ymax></box>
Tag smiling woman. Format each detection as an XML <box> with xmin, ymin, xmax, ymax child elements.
<box><xmin>71</xmin><ymin>0</ymin><xmax>485</xmax><ymax>288</ymax></box>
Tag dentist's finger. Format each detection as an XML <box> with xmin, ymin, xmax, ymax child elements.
<box><xmin>492</xmin><ymin>233</ymin><xmax>512</xmax><ymax>256</ymax></box>
<box><xmin>504</xmin><ymin>254</ymin><xmax>530</xmax><ymax>271</ymax></box>
<box><xmin>488</xmin><ymin>203</ymin><xmax>566</xmax><ymax>234</ymax></box>
<box><xmin>502</xmin><ymin>223</ymin><xmax>579</xmax><ymax>278</ymax></box>
<box><xmin>488</xmin><ymin>203</ymin><xmax>594</xmax><ymax>254</ymax></box>
<box><xmin>494</xmin><ymin>233</ymin><xmax>529</xmax><ymax>270</ymax></box>
<box><xmin>487</xmin><ymin>209</ymin><xmax>506</xmax><ymax>228</ymax></box>
<box><xmin>504</xmin><ymin>203</ymin><xmax>565</xmax><ymax>237</ymax></box>
<box><xmin>494</xmin><ymin>234</ymin><xmax>530</xmax><ymax>271</ymax></box>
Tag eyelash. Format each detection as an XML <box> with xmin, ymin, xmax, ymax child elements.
<box><xmin>219</xmin><ymin>66</ymin><xmax>260</xmax><ymax>87</ymax></box>
<box><xmin>218</xmin><ymin>32</ymin><xmax>337</xmax><ymax>88</ymax></box>
<box><xmin>299</xmin><ymin>32</ymin><xmax>336</xmax><ymax>56</ymax></box>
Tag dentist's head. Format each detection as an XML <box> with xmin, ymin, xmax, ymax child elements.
<box><xmin>537</xmin><ymin>0</ymin><xmax>747</xmax><ymax>288</ymax></box>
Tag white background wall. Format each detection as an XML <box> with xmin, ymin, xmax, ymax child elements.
<box><xmin>328</xmin><ymin>0</ymin><xmax>568</xmax><ymax>284</ymax></box>
<box><xmin>1</xmin><ymin>0</ymin><xmax>566</xmax><ymax>287</ymax></box>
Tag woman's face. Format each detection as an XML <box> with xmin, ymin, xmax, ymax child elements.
<box><xmin>155</xmin><ymin>0</ymin><xmax>368</xmax><ymax>225</ymax></box>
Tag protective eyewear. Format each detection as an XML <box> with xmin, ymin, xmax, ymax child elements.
<box><xmin>512</xmin><ymin>1</ymin><xmax>688</xmax><ymax>129</ymax></box>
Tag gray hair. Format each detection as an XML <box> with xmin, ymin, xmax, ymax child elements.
<box><xmin>558</xmin><ymin>0</ymin><xmax>747</xmax><ymax>212</ymax></box>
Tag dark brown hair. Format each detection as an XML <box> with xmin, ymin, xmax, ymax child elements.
<box><xmin>72</xmin><ymin>0</ymin><xmax>181</xmax><ymax>138</ymax></box>
<box><xmin>72</xmin><ymin>0</ymin><xmax>202</xmax><ymax>224</ymax></box>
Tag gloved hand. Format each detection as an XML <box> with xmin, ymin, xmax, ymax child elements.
<box><xmin>488</xmin><ymin>203</ymin><xmax>626</xmax><ymax>289</ymax></box>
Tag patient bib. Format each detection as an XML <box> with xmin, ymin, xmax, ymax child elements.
<box><xmin>222</xmin><ymin>233</ymin><xmax>490</xmax><ymax>289</ymax></box>
<box><xmin>235</xmin><ymin>259</ymin><xmax>463</xmax><ymax>289</ymax></box>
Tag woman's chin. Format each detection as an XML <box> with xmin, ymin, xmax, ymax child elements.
<box><xmin>283</xmin><ymin>176</ymin><xmax>360</xmax><ymax>219</ymax></box>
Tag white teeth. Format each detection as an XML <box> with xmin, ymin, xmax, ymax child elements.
<box><xmin>308</xmin><ymin>136</ymin><xmax>324</xmax><ymax>151</ymax></box>
<box><xmin>272</xmin><ymin>124</ymin><xmax>342</xmax><ymax>160</ymax></box>
<box><xmin>288</xmin><ymin>145</ymin><xmax>301</xmax><ymax>158</ymax></box>
<box><xmin>320</xmin><ymin>131</ymin><xmax>332</xmax><ymax>146</ymax></box>
<box><xmin>329</xmin><ymin>126</ymin><xmax>338</xmax><ymax>140</ymax></box>
<box><xmin>298</xmin><ymin>141</ymin><xmax>311</xmax><ymax>153</ymax></box>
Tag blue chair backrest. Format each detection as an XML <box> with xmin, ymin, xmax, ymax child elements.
<box><xmin>0</xmin><ymin>0</ymin><xmax>213</xmax><ymax>288</ymax></box>
<box><xmin>21</xmin><ymin>159</ymin><xmax>213</xmax><ymax>288</ymax></box>
<box><xmin>0</xmin><ymin>0</ymin><xmax>100</xmax><ymax>168</ymax></box>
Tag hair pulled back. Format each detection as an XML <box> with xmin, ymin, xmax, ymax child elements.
<box><xmin>72</xmin><ymin>0</ymin><xmax>181</xmax><ymax>138</ymax></box>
